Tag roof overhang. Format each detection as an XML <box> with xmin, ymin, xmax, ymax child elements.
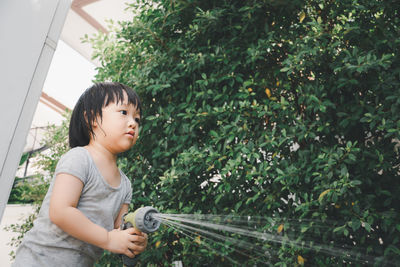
<box><xmin>60</xmin><ymin>0</ymin><xmax>134</xmax><ymax>66</ymax></box>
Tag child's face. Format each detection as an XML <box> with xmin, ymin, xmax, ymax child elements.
<box><xmin>92</xmin><ymin>93</ymin><xmax>140</xmax><ymax>154</ymax></box>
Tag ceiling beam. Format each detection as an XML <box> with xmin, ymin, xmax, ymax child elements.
<box><xmin>71</xmin><ymin>0</ymin><xmax>108</xmax><ymax>33</ymax></box>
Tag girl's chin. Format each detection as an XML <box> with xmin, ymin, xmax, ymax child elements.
<box><xmin>113</xmin><ymin>143</ymin><xmax>135</xmax><ymax>154</ymax></box>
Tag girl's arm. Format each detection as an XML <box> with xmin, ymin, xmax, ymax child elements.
<box><xmin>114</xmin><ymin>203</ymin><xmax>129</xmax><ymax>229</ymax></box>
<box><xmin>49</xmin><ymin>173</ymin><xmax>146</xmax><ymax>257</ymax></box>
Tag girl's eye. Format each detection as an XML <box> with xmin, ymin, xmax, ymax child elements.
<box><xmin>135</xmin><ymin>118</ymin><xmax>141</xmax><ymax>124</ymax></box>
<box><xmin>120</xmin><ymin>110</ymin><xmax>127</xmax><ymax>115</ymax></box>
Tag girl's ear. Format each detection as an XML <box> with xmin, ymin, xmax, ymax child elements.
<box><xmin>84</xmin><ymin>111</ymin><xmax>98</xmax><ymax>127</ymax></box>
<box><xmin>92</xmin><ymin>117</ymin><xmax>98</xmax><ymax>127</ymax></box>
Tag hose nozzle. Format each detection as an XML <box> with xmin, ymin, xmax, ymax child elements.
<box><xmin>122</xmin><ymin>206</ymin><xmax>160</xmax><ymax>234</ymax></box>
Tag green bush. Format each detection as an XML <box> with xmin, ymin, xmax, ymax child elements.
<box><xmin>8</xmin><ymin>178</ymin><xmax>35</xmax><ymax>204</ymax></box>
<box><xmin>8</xmin><ymin>151</ymin><xmax>38</xmax><ymax>204</ymax></box>
<box><xmin>87</xmin><ymin>0</ymin><xmax>400</xmax><ymax>265</ymax></box>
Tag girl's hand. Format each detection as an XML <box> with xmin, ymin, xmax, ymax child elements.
<box><xmin>105</xmin><ymin>228</ymin><xmax>147</xmax><ymax>258</ymax></box>
<box><xmin>130</xmin><ymin>228</ymin><xmax>148</xmax><ymax>255</ymax></box>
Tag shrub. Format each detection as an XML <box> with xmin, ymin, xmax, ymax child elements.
<box><xmin>87</xmin><ymin>0</ymin><xmax>400</xmax><ymax>265</ymax></box>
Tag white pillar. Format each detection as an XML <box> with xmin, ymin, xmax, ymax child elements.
<box><xmin>0</xmin><ymin>0</ymin><xmax>71</xmax><ymax>222</ymax></box>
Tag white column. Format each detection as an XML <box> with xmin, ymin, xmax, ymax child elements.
<box><xmin>0</xmin><ymin>0</ymin><xmax>71</xmax><ymax>222</ymax></box>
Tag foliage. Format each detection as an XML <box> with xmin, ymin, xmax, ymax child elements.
<box><xmin>86</xmin><ymin>0</ymin><xmax>400</xmax><ymax>265</ymax></box>
<box><xmin>85</xmin><ymin>0</ymin><xmax>400</xmax><ymax>265</ymax></box>
<box><xmin>4</xmin><ymin>115</ymin><xmax>70</xmax><ymax>259</ymax></box>
<box><xmin>35</xmin><ymin>115</ymin><xmax>71</xmax><ymax>174</ymax></box>
<box><xmin>8</xmin><ymin>179</ymin><xmax>35</xmax><ymax>204</ymax></box>
<box><xmin>8</xmin><ymin>151</ymin><xmax>38</xmax><ymax>204</ymax></box>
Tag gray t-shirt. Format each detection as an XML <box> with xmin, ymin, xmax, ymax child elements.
<box><xmin>12</xmin><ymin>147</ymin><xmax>132</xmax><ymax>267</ymax></box>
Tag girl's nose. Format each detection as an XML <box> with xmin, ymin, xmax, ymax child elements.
<box><xmin>128</xmin><ymin>118</ymin><xmax>137</xmax><ymax>128</ymax></box>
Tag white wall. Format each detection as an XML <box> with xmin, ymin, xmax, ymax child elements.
<box><xmin>0</xmin><ymin>0</ymin><xmax>71</xmax><ymax>222</ymax></box>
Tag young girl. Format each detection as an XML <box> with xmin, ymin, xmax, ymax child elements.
<box><xmin>13</xmin><ymin>82</ymin><xmax>148</xmax><ymax>266</ymax></box>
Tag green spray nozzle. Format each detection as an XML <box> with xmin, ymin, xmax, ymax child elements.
<box><xmin>121</xmin><ymin>206</ymin><xmax>161</xmax><ymax>234</ymax></box>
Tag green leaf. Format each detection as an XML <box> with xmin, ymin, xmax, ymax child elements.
<box><xmin>19</xmin><ymin>152</ymin><xmax>29</xmax><ymax>166</ymax></box>
<box><xmin>276</xmin><ymin>168</ymin><xmax>284</xmax><ymax>175</ymax></box>
<box><xmin>333</xmin><ymin>225</ymin><xmax>345</xmax><ymax>233</ymax></box>
<box><xmin>210</xmin><ymin>130</ymin><xmax>218</xmax><ymax>138</ymax></box>
<box><xmin>344</xmin><ymin>228</ymin><xmax>349</xmax><ymax>236</ymax></box>
<box><xmin>363</xmin><ymin>222</ymin><xmax>372</xmax><ymax>232</ymax></box>
<box><xmin>350</xmin><ymin>180</ymin><xmax>362</xmax><ymax>186</ymax></box>
<box><xmin>280</xmin><ymin>67</ymin><xmax>290</xmax><ymax>72</ymax></box>
<box><xmin>351</xmin><ymin>219</ymin><xmax>361</xmax><ymax>231</ymax></box>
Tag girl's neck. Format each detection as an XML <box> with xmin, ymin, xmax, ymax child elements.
<box><xmin>85</xmin><ymin>141</ymin><xmax>117</xmax><ymax>164</ymax></box>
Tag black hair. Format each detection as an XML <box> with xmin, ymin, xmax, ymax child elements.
<box><xmin>69</xmin><ymin>82</ymin><xmax>142</xmax><ymax>148</ymax></box>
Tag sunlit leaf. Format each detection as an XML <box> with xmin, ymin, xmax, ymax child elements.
<box><xmin>265</xmin><ymin>88</ymin><xmax>271</xmax><ymax>98</ymax></box>
<box><xmin>318</xmin><ymin>189</ymin><xmax>331</xmax><ymax>202</ymax></box>
<box><xmin>298</xmin><ymin>255</ymin><xmax>305</xmax><ymax>265</ymax></box>
<box><xmin>277</xmin><ymin>224</ymin><xmax>284</xmax><ymax>234</ymax></box>
<box><xmin>299</xmin><ymin>11</ymin><xmax>306</xmax><ymax>23</ymax></box>
<box><xmin>194</xmin><ymin>236</ymin><xmax>201</xmax><ymax>244</ymax></box>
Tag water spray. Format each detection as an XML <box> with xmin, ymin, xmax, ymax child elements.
<box><xmin>120</xmin><ymin>206</ymin><xmax>161</xmax><ymax>266</ymax></box>
<box><xmin>119</xmin><ymin>207</ymin><xmax>388</xmax><ymax>266</ymax></box>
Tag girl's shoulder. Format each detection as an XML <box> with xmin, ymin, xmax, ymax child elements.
<box><xmin>119</xmin><ymin>170</ymin><xmax>129</xmax><ymax>181</ymax></box>
<box><xmin>119</xmin><ymin>170</ymin><xmax>132</xmax><ymax>186</ymax></box>
<box><xmin>61</xmin><ymin>146</ymin><xmax>89</xmax><ymax>160</ymax></box>
<box><xmin>55</xmin><ymin>147</ymin><xmax>92</xmax><ymax>179</ymax></box>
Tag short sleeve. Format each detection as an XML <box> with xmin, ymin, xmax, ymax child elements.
<box><xmin>55</xmin><ymin>147</ymin><xmax>90</xmax><ymax>184</ymax></box>
<box><xmin>123</xmin><ymin>176</ymin><xmax>132</xmax><ymax>204</ymax></box>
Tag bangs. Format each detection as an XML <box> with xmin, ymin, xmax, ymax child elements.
<box><xmin>103</xmin><ymin>84</ymin><xmax>141</xmax><ymax>111</ymax></box>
